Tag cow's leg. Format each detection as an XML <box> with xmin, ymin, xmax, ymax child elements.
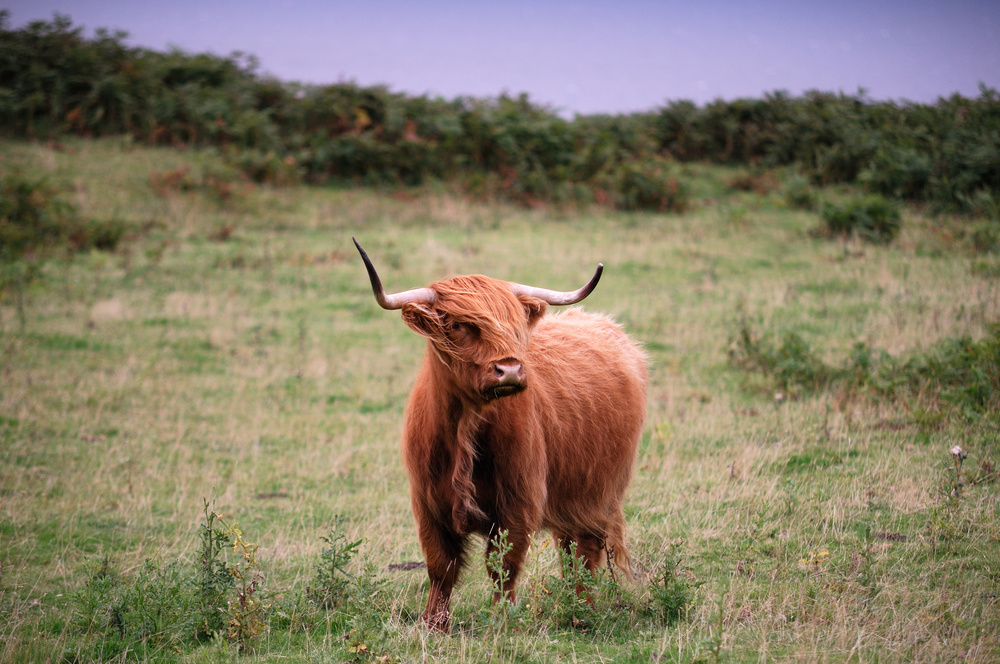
<box><xmin>485</xmin><ymin>525</ymin><xmax>531</xmax><ymax>606</ymax></box>
<box><xmin>420</xmin><ymin>526</ymin><xmax>465</xmax><ymax>632</ymax></box>
<box><xmin>556</xmin><ymin>532</ymin><xmax>605</xmax><ymax>601</ymax></box>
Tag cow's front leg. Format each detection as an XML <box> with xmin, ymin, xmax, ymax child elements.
<box><xmin>419</xmin><ymin>523</ymin><xmax>465</xmax><ymax>632</ymax></box>
<box><xmin>485</xmin><ymin>525</ymin><xmax>531</xmax><ymax>606</ymax></box>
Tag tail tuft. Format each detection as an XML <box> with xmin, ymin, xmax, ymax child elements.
<box><xmin>608</xmin><ymin>539</ymin><xmax>636</xmax><ymax>583</ymax></box>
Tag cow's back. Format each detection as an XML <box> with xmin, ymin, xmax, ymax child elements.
<box><xmin>526</xmin><ymin>309</ymin><xmax>647</xmax><ymax>535</ymax></box>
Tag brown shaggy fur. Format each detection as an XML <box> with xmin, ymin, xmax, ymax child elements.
<box><xmin>392</xmin><ymin>274</ymin><xmax>646</xmax><ymax>631</ymax></box>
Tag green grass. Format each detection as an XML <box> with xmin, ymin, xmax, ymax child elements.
<box><xmin>1</xmin><ymin>137</ymin><xmax>998</xmax><ymax>662</ymax></box>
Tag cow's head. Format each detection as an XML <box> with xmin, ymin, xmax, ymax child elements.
<box><xmin>353</xmin><ymin>238</ymin><xmax>602</xmax><ymax>404</ymax></box>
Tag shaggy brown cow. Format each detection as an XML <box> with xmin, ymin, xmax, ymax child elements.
<box><xmin>353</xmin><ymin>238</ymin><xmax>647</xmax><ymax>631</ymax></box>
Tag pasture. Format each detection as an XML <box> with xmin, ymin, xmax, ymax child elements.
<box><xmin>1</xmin><ymin>137</ymin><xmax>998</xmax><ymax>662</ymax></box>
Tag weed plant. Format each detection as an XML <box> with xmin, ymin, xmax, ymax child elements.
<box><xmin>649</xmin><ymin>544</ymin><xmax>700</xmax><ymax>626</ymax></box>
<box><xmin>194</xmin><ymin>501</ymin><xmax>234</xmax><ymax>639</ymax></box>
<box><xmin>66</xmin><ymin>501</ymin><xmax>246</xmax><ymax>659</ymax></box>
<box><xmin>307</xmin><ymin>516</ymin><xmax>362</xmax><ymax>611</ymax></box>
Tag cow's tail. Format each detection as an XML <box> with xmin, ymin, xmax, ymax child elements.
<box><xmin>606</xmin><ymin>523</ymin><xmax>636</xmax><ymax>583</ymax></box>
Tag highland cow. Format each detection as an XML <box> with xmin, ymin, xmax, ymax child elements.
<box><xmin>354</xmin><ymin>238</ymin><xmax>647</xmax><ymax>631</ymax></box>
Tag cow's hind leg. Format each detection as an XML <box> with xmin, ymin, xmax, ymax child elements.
<box><xmin>556</xmin><ymin>532</ymin><xmax>606</xmax><ymax>601</ymax></box>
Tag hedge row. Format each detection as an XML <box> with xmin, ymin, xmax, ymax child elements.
<box><xmin>2</xmin><ymin>12</ymin><xmax>998</xmax><ymax>212</ymax></box>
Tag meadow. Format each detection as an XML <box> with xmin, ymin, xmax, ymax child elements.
<box><xmin>1</xmin><ymin>137</ymin><xmax>998</xmax><ymax>663</ymax></box>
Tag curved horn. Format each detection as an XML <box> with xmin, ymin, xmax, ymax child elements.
<box><xmin>353</xmin><ymin>237</ymin><xmax>436</xmax><ymax>310</ymax></box>
<box><xmin>508</xmin><ymin>264</ymin><xmax>604</xmax><ymax>306</ymax></box>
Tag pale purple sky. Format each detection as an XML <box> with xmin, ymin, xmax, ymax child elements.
<box><xmin>4</xmin><ymin>1</ymin><xmax>998</xmax><ymax>115</ymax></box>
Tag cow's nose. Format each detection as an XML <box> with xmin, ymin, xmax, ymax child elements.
<box><xmin>493</xmin><ymin>361</ymin><xmax>522</xmax><ymax>384</ymax></box>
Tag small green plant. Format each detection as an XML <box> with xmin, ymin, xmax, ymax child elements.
<box><xmin>308</xmin><ymin>516</ymin><xmax>362</xmax><ymax>610</ymax></box>
<box><xmin>70</xmin><ymin>556</ymin><xmax>120</xmax><ymax>635</ymax></box>
<box><xmin>215</xmin><ymin>514</ymin><xmax>268</xmax><ymax>653</ymax></box>
<box><xmin>196</xmin><ymin>499</ymin><xmax>236</xmax><ymax>639</ymax></box>
<box><xmin>820</xmin><ymin>195</ymin><xmax>902</xmax><ymax>244</ymax></box>
<box><xmin>540</xmin><ymin>540</ymin><xmax>599</xmax><ymax>630</ymax></box>
<box><xmin>66</xmin><ymin>501</ymin><xmax>270</xmax><ymax>658</ymax></box>
<box><xmin>117</xmin><ymin>560</ymin><xmax>196</xmax><ymax>651</ymax></box>
<box><xmin>340</xmin><ymin>562</ymin><xmax>395</xmax><ymax>662</ymax></box>
<box><xmin>695</xmin><ymin>585</ymin><xmax>727</xmax><ymax>664</ymax></box>
<box><xmin>649</xmin><ymin>545</ymin><xmax>699</xmax><ymax>626</ymax></box>
<box><xmin>485</xmin><ymin>528</ymin><xmax>519</xmax><ymax>630</ymax></box>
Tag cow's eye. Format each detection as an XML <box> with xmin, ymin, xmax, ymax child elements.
<box><xmin>451</xmin><ymin>321</ymin><xmax>462</xmax><ymax>331</ymax></box>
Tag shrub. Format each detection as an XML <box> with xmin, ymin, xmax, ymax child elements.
<box><xmin>960</xmin><ymin>190</ymin><xmax>1000</xmax><ymax>253</ymax></box>
<box><xmin>227</xmin><ymin>149</ymin><xmax>302</xmax><ymax>186</ymax></box>
<box><xmin>898</xmin><ymin>324</ymin><xmax>1000</xmax><ymax>414</ymax></box>
<box><xmin>71</xmin><ymin>557</ymin><xmax>199</xmax><ymax>660</ymax></box>
<box><xmin>727</xmin><ymin>170</ymin><xmax>779</xmax><ymax>195</ymax></box>
<box><xmin>731</xmin><ymin>308</ymin><xmax>1000</xmax><ymax>419</ymax></box>
<box><xmin>149</xmin><ymin>161</ymin><xmax>247</xmax><ymax>202</ymax></box>
<box><xmin>0</xmin><ymin>173</ymin><xmax>127</xmax><ymax>257</ymax></box>
<box><xmin>0</xmin><ymin>173</ymin><xmax>77</xmax><ymax>256</ymax></box>
<box><xmin>783</xmin><ymin>174</ymin><xmax>816</xmax><ymax>210</ymax></box>
<box><xmin>195</xmin><ymin>501</ymin><xmax>235</xmax><ymax>639</ymax></box>
<box><xmin>544</xmin><ymin>540</ymin><xmax>601</xmax><ymax>630</ymax></box>
<box><xmin>730</xmin><ymin>325</ymin><xmax>835</xmax><ymax>396</ymax></box>
<box><xmin>603</xmin><ymin>158</ymin><xmax>690</xmax><ymax>213</ymax></box>
<box><xmin>970</xmin><ymin>221</ymin><xmax>1000</xmax><ymax>254</ymax></box>
<box><xmin>820</xmin><ymin>195</ymin><xmax>902</xmax><ymax>244</ymax></box>
<box><xmin>68</xmin><ymin>500</ymin><xmax>272</xmax><ymax>658</ymax></box>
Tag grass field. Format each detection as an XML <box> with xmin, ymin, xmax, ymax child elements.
<box><xmin>1</xmin><ymin>137</ymin><xmax>998</xmax><ymax>663</ymax></box>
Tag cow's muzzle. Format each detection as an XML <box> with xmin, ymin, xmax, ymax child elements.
<box><xmin>486</xmin><ymin>359</ymin><xmax>526</xmax><ymax>400</ymax></box>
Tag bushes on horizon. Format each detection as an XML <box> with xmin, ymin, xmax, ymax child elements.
<box><xmin>2</xmin><ymin>12</ymin><xmax>999</xmax><ymax>212</ymax></box>
<box><xmin>862</xmin><ymin>145</ymin><xmax>933</xmax><ymax>200</ymax></box>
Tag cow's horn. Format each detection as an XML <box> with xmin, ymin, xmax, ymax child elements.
<box><xmin>353</xmin><ymin>237</ymin><xmax>437</xmax><ymax>310</ymax></box>
<box><xmin>508</xmin><ymin>264</ymin><xmax>603</xmax><ymax>306</ymax></box>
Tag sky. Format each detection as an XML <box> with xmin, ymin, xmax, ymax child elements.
<box><xmin>4</xmin><ymin>1</ymin><xmax>998</xmax><ymax>116</ymax></box>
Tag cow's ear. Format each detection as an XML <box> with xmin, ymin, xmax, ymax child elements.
<box><xmin>517</xmin><ymin>295</ymin><xmax>547</xmax><ymax>328</ymax></box>
<box><xmin>401</xmin><ymin>303</ymin><xmax>440</xmax><ymax>338</ymax></box>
